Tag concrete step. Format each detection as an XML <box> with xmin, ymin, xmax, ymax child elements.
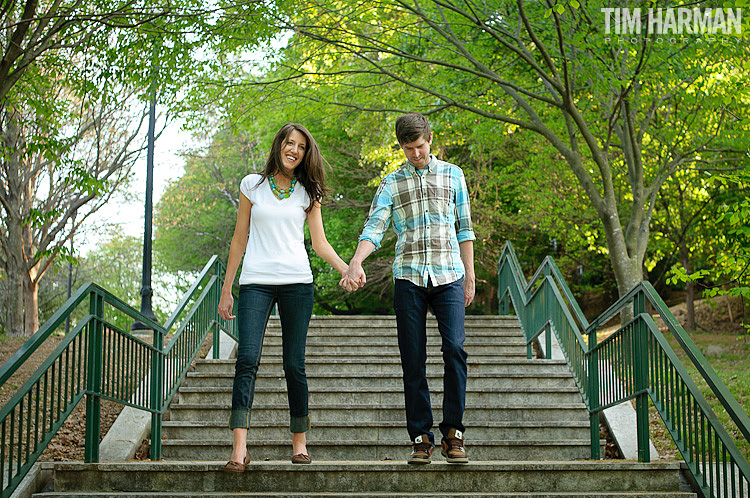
<box><xmin>182</xmin><ymin>372</ymin><xmax>577</xmax><ymax>389</ymax></box>
<box><xmin>263</xmin><ymin>334</ymin><xmax>527</xmax><ymax>343</ymax></box>
<box><xmin>271</xmin><ymin>315</ymin><xmax>520</xmax><ymax>326</ymax></box>
<box><xmin>255</xmin><ymin>345</ymin><xmax>528</xmax><ymax>357</ymax></box>
<box><xmin>33</xmin><ymin>494</ymin><xmax>698</xmax><ymax>498</ymax></box>
<box><xmin>166</xmin><ymin>403</ymin><xmax>589</xmax><ymax>423</ymax></box>
<box><xmin>174</xmin><ymin>386</ymin><xmax>585</xmax><ymax>406</ymax></box>
<box><xmin>159</xmin><ymin>438</ymin><xmax>603</xmax><ymax>461</ymax></box>
<box><xmin>161</xmin><ymin>420</ymin><xmax>591</xmax><ymax>441</ymax></box>
<box><xmin>250</xmin><ymin>352</ymin><xmax>527</xmax><ymax>362</ymax></box>
<box><xmin>191</xmin><ymin>358</ymin><xmax>572</xmax><ymax>376</ymax></box>
<box><xmin>39</xmin><ymin>461</ymin><xmax>691</xmax><ymax>495</ymax></box>
<box><xmin>286</xmin><ymin>326</ymin><xmax>525</xmax><ymax>335</ymax></box>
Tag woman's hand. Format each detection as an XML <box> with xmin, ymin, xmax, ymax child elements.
<box><xmin>339</xmin><ymin>275</ymin><xmax>359</xmax><ymax>292</ymax></box>
<box><xmin>218</xmin><ymin>291</ymin><xmax>235</xmax><ymax>320</ymax></box>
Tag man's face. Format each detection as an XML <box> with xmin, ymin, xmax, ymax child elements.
<box><xmin>400</xmin><ymin>133</ymin><xmax>433</xmax><ymax>169</ymax></box>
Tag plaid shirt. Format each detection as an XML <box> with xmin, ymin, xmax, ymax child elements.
<box><xmin>359</xmin><ymin>155</ymin><xmax>475</xmax><ymax>287</ymax></box>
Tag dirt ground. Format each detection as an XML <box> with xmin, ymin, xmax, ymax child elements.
<box><xmin>0</xmin><ymin>334</ymin><xmax>125</xmax><ymax>461</ymax></box>
<box><xmin>0</xmin><ymin>296</ymin><xmax>746</xmax><ymax>462</ymax></box>
<box><xmin>664</xmin><ymin>294</ymin><xmax>747</xmax><ymax>336</ymax></box>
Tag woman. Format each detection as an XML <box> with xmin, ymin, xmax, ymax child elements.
<box><xmin>218</xmin><ymin>123</ymin><xmax>349</xmax><ymax>471</ymax></box>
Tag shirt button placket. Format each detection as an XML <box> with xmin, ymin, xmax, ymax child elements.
<box><xmin>422</xmin><ymin>172</ymin><xmax>431</xmax><ymax>285</ymax></box>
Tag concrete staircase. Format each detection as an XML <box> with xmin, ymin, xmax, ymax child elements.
<box><xmin>34</xmin><ymin>315</ymin><xmax>695</xmax><ymax>497</ymax></box>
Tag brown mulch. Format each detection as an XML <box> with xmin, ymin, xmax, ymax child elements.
<box><xmin>0</xmin><ymin>332</ymin><xmax>215</xmax><ymax>462</ymax></box>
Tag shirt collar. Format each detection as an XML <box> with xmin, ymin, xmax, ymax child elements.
<box><xmin>406</xmin><ymin>154</ymin><xmax>435</xmax><ymax>174</ymax></box>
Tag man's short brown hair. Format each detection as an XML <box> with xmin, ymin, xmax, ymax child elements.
<box><xmin>395</xmin><ymin>113</ymin><xmax>431</xmax><ymax>145</ymax></box>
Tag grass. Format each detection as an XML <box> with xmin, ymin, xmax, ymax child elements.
<box><xmin>647</xmin><ymin>331</ymin><xmax>750</xmax><ymax>463</ymax></box>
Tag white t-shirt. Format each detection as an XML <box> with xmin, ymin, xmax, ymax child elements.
<box><xmin>238</xmin><ymin>174</ymin><xmax>313</xmax><ymax>285</ymax></box>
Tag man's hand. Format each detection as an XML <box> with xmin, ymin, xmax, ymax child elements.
<box><xmin>345</xmin><ymin>260</ymin><xmax>367</xmax><ymax>290</ymax></box>
<box><xmin>339</xmin><ymin>275</ymin><xmax>360</xmax><ymax>292</ymax></box>
<box><xmin>463</xmin><ymin>277</ymin><xmax>475</xmax><ymax>307</ymax></box>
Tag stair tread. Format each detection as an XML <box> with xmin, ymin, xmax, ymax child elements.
<box><xmin>162</xmin><ymin>420</ymin><xmax>590</xmax><ymax>427</ymax></box>
<box><xmin>195</xmin><ymin>358</ymin><xmax>569</xmax><ymax>365</ymax></box>
<box><xmin>187</xmin><ymin>371</ymin><xmax>574</xmax><ymax>378</ymax></box>
<box><xmin>169</xmin><ymin>402</ymin><xmax>588</xmax><ymax>409</ymax></box>
<box><xmin>177</xmin><ymin>386</ymin><xmax>581</xmax><ymax>393</ymax></box>
<box><xmin>49</xmin><ymin>460</ymin><xmax>682</xmax><ymax>470</ymax></box>
<box><xmin>161</xmin><ymin>439</ymin><xmax>603</xmax><ymax>446</ymax></box>
<box><xmin>33</xmin><ymin>494</ymin><xmax>698</xmax><ymax>497</ymax></box>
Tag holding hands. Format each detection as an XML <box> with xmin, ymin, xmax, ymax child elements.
<box><xmin>339</xmin><ymin>260</ymin><xmax>366</xmax><ymax>292</ymax></box>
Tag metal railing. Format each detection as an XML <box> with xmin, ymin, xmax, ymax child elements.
<box><xmin>0</xmin><ymin>256</ymin><xmax>236</xmax><ymax>498</ymax></box>
<box><xmin>497</xmin><ymin>241</ymin><xmax>750</xmax><ymax>498</ymax></box>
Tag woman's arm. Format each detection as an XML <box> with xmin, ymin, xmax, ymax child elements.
<box><xmin>218</xmin><ymin>192</ymin><xmax>252</xmax><ymax>320</ymax></box>
<box><xmin>307</xmin><ymin>202</ymin><xmax>348</xmax><ymax>276</ymax></box>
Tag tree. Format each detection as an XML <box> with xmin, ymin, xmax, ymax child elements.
<box><xmin>648</xmin><ymin>169</ymin><xmax>728</xmax><ymax>330</ymax></box>
<box><xmin>0</xmin><ymin>0</ymin><xmax>278</xmax><ymax>104</ymax></box>
<box><xmin>0</xmin><ymin>1</ymin><xmax>282</xmax><ymax>335</ymax></box>
<box><xmin>218</xmin><ymin>0</ymin><xmax>749</xmax><ymax>303</ymax></box>
<box><xmin>668</xmin><ymin>167</ymin><xmax>750</xmax><ymax>334</ymax></box>
<box><xmin>0</xmin><ymin>75</ymin><xmax>148</xmax><ymax>335</ymax></box>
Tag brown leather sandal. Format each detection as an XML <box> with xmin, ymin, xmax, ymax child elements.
<box><xmin>223</xmin><ymin>452</ymin><xmax>250</xmax><ymax>472</ymax></box>
<box><xmin>291</xmin><ymin>453</ymin><xmax>311</xmax><ymax>464</ymax></box>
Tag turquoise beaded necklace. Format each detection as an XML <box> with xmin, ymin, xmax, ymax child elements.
<box><xmin>269</xmin><ymin>175</ymin><xmax>297</xmax><ymax>199</ymax></box>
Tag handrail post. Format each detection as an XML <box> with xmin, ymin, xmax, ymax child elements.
<box><xmin>588</xmin><ymin>326</ymin><xmax>600</xmax><ymax>459</ymax></box>
<box><xmin>213</xmin><ymin>281</ymin><xmax>221</xmax><ymax>360</ymax></box>
<box><xmin>633</xmin><ymin>288</ymin><xmax>650</xmax><ymax>463</ymax></box>
<box><xmin>84</xmin><ymin>290</ymin><xmax>103</xmax><ymax>463</ymax></box>
<box><xmin>213</xmin><ymin>261</ymin><xmax>223</xmax><ymax>359</ymax></box>
<box><xmin>544</xmin><ymin>271</ymin><xmax>552</xmax><ymax>360</ymax></box>
<box><xmin>150</xmin><ymin>328</ymin><xmax>164</xmax><ymax>460</ymax></box>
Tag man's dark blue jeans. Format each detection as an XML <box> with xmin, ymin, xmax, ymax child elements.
<box><xmin>393</xmin><ymin>277</ymin><xmax>468</xmax><ymax>445</ymax></box>
<box><xmin>230</xmin><ymin>283</ymin><xmax>313</xmax><ymax>433</ymax></box>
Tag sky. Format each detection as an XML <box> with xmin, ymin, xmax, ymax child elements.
<box><xmin>78</xmin><ymin>115</ymin><xmax>195</xmax><ymax>255</ymax></box>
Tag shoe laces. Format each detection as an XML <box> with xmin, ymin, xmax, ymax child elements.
<box><xmin>446</xmin><ymin>436</ymin><xmax>464</xmax><ymax>451</ymax></box>
<box><xmin>413</xmin><ymin>441</ymin><xmax>432</xmax><ymax>452</ymax></box>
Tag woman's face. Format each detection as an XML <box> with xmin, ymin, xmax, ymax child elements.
<box><xmin>279</xmin><ymin>129</ymin><xmax>307</xmax><ymax>173</ymax></box>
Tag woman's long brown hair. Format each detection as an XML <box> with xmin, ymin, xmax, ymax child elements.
<box><xmin>258</xmin><ymin>123</ymin><xmax>329</xmax><ymax>213</ymax></box>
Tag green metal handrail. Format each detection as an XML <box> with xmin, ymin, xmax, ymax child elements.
<box><xmin>0</xmin><ymin>256</ymin><xmax>236</xmax><ymax>498</ymax></box>
<box><xmin>497</xmin><ymin>241</ymin><xmax>750</xmax><ymax>498</ymax></box>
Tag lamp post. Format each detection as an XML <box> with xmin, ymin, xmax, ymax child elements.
<box><xmin>132</xmin><ymin>79</ymin><xmax>158</xmax><ymax>331</ymax></box>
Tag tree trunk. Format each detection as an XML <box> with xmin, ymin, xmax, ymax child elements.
<box><xmin>4</xmin><ymin>212</ymin><xmax>26</xmax><ymax>336</ymax></box>
<box><xmin>599</xmin><ymin>203</ymin><xmax>642</xmax><ymax>324</ymax></box>
<box><xmin>678</xmin><ymin>243</ymin><xmax>697</xmax><ymax>331</ymax></box>
<box><xmin>23</xmin><ymin>264</ymin><xmax>40</xmax><ymax>336</ymax></box>
<box><xmin>4</xmin><ymin>264</ymin><xmax>25</xmax><ymax>336</ymax></box>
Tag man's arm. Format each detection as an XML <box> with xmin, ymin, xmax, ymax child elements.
<box><xmin>342</xmin><ymin>178</ymin><xmax>392</xmax><ymax>291</ymax></box>
<box><xmin>460</xmin><ymin>240</ymin><xmax>475</xmax><ymax>307</ymax></box>
<box><xmin>345</xmin><ymin>240</ymin><xmax>376</xmax><ymax>289</ymax></box>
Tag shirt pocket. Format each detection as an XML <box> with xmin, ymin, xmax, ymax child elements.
<box><xmin>427</xmin><ymin>182</ymin><xmax>454</xmax><ymax>218</ymax></box>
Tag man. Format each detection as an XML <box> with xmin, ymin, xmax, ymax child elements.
<box><xmin>344</xmin><ymin>112</ymin><xmax>476</xmax><ymax>464</ymax></box>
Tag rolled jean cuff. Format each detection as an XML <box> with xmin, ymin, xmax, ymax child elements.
<box><xmin>229</xmin><ymin>409</ymin><xmax>251</xmax><ymax>429</ymax></box>
<box><xmin>290</xmin><ymin>414</ymin><xmax>310</xmax><ymax>433</ymax></box>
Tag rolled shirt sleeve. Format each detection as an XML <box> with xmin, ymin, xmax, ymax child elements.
<box><xmin>359</xmin><ymin>178</ymin><xmax>393</xmax><ymax>250</ymax></box>
<box><xmin>454</xmin><ymin>170</ymin><xmax>476</xmax><ymax>243</ymax></box>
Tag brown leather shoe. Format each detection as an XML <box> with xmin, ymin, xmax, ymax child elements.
<box><xmin>441</xmin><ymin>428</ymin><xmax>468</xmax><ymax>464</ymax></box>
<box><xmin>223</xmin><ymin>452</ymin><xmax>250</xmax><ymax>472</ymax></box>
<box><xmin>408</xmin><ymin>435</ymin><xmax>434</xmax><ymax>464</ymax></box>
<box><xmin>292</xmin><ymin>453</ymin><xmax>312</xmax><ymax>464</ymax></box>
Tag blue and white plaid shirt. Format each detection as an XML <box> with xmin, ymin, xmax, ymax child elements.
<box><xmin>359</xmin><ymin>155</ymin><xmax>475</xmax><ymax>287</ymax></box>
